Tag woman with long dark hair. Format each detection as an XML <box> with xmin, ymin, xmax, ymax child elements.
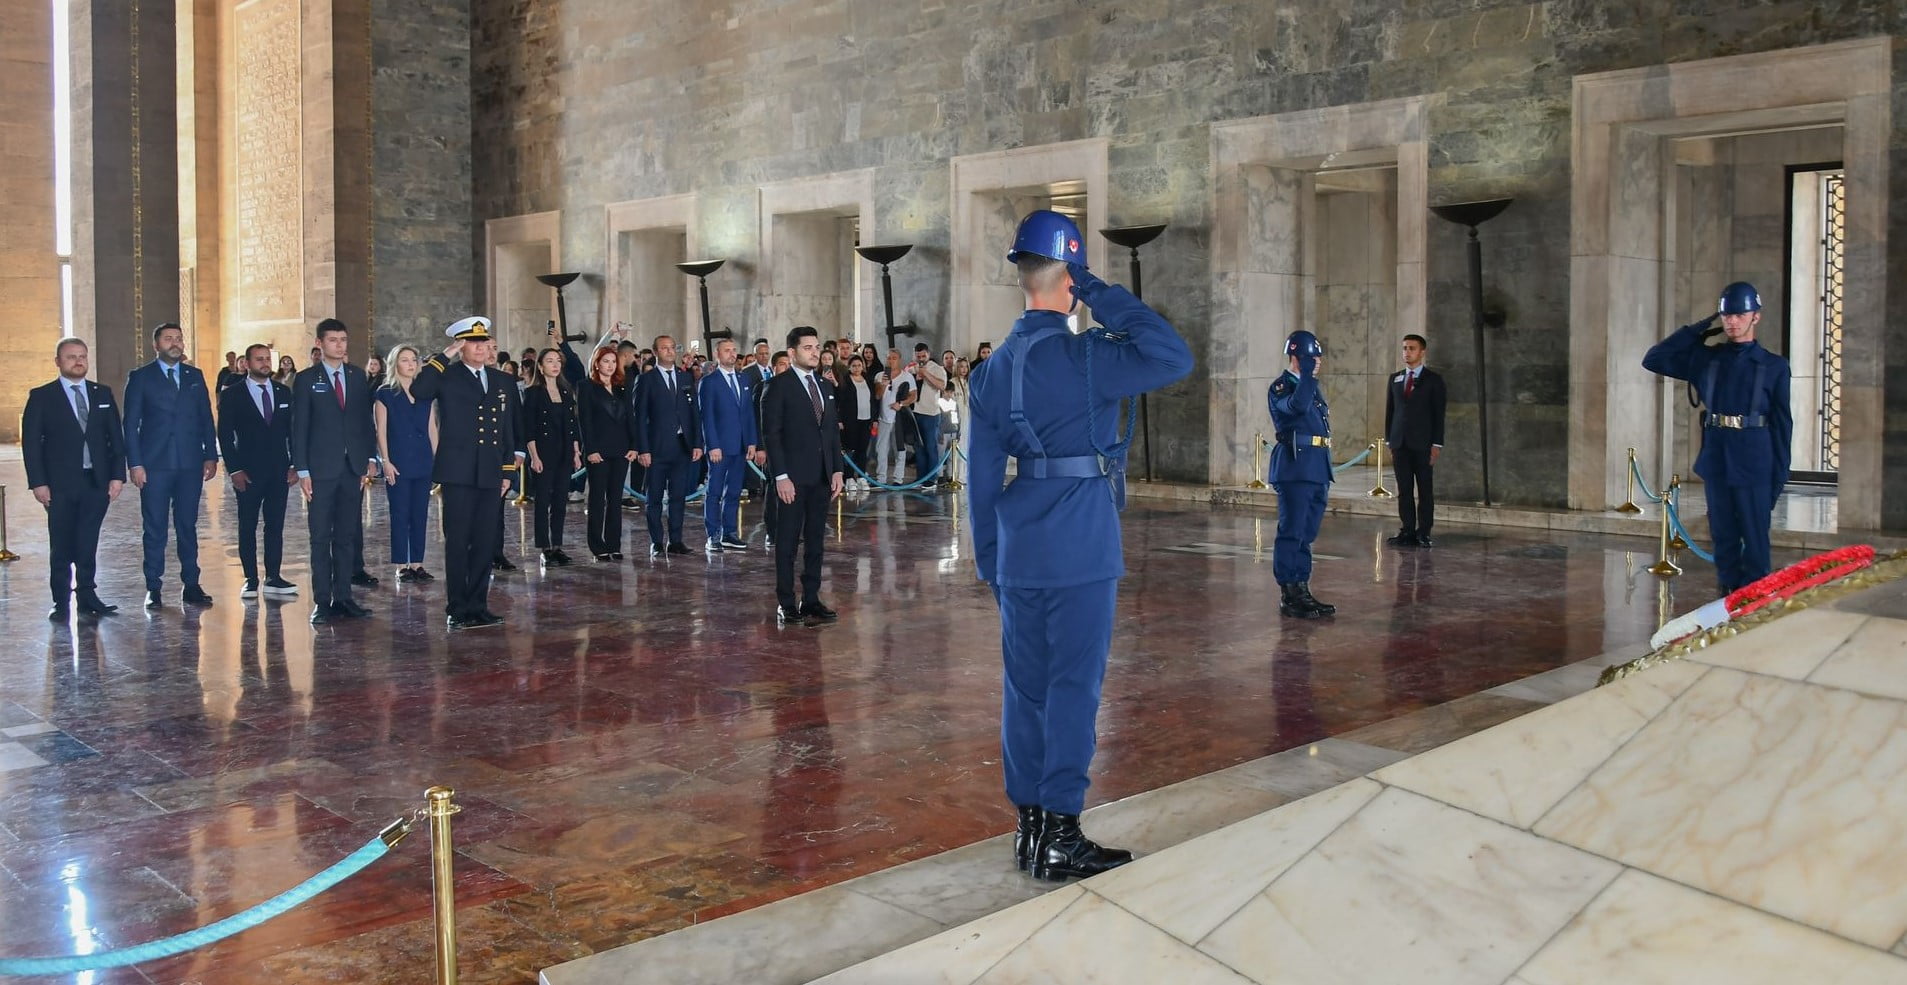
<box><xmin>576</xmin><ymin>345</ymin><xmax>635</xmax><ymax>561</ymax></box>
<box><xmin>841</xmin><ymin>354</ymin><xmax>875</xmax><ymax>491</ymax></box>
<box><xmin>524</xmin><ymin>348</ymin><xmax>582</xmax><ymax>566</ymax></box>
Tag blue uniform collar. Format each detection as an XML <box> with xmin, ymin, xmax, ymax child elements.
<box><xmin>1014</xmin><ymin>310</ymin><xmax>1070</xmax><ymax>334</ymax></box>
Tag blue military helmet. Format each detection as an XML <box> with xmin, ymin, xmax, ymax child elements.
<box><xmin>1284</xmin><ymin>330</ymin><xmax>1325</xmax><ymax>358</ymax></box>
<box><xmin>1006</xmin><ymin>209</ymin><xmax>1086</xmax><ymax>265</ymax></box>
<box><xmin>1718</xmin><ymin>281</ymin><xmax>1761</xmax><ymax>314</ymax></box>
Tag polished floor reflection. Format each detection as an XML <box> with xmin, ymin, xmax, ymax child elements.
<box><xmin>0</xmin><ymin>453</ymin><xmax>1788</xmax><ymax>984</ymax></box>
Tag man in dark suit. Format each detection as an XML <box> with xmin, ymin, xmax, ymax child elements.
<box><xmin>1384</xmin><ymin>333</ymin><xmax>1447</xmax><ymax>548</ymax></box>
<box><xmin>412</xmin><ymin>316</ymin><xmax>524</xmax><ymax>629</ymax></box>
<box><xmin>760</xmin><ymin>325</ymin><xmax>843</xmax><ymax>625</ymax></box>
<box><xmin>219</xmin><ymin>343</ymin><xmax>300</xmax><ymax>601</ymax></box>
<box><xmin>123</xmin><ymin>322</ymin><xmax>220</xmax><ymax>608</ymax></box>
<box><xmin>23</xmin><ymin>338</ymin><xmax>126</xmax><ymax>620</ymax></box>
<box><xmin>632</xmin><ymin>334</ymin><xmax>703</xmax><ymax>556</ymax></box>
<box><xmin>698</xmin><ymin>338</ymin><xmax>757</xmax><ymax>553</ymax></box>
<box><xmin>291</xmin><ymin>318</ymin><xmax>381</xmax><ymax>623</ymax></box>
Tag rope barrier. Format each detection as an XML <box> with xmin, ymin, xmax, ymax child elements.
<box><xmin>1629</xmin><ymin>458</ymin><xmax>1665</xmax><ymax>503</ymax></box>
<box><xmin>1256</xmin><ymin>436</ymin><xmax>1373</xmax><ymax>475</ymax></box>
<box><xmin>0</xmin><ymin>818</ymin><xmax>410</xmax><ymax>976</ymax></box>
<box><xmin>842</xmin><ymin>448</ymin><xmax>952</xmax><ymax>491</ymax></box>
<box><xmin>1664</xmin><ymin>486</ymin><xmax>1716</xmax><ymax>563</ymax></box>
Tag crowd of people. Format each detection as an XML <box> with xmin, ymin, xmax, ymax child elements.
<box><xmin>21</xmin><ymin>319</ymin><xmax>996</xmax><ymax>629</ymax></box>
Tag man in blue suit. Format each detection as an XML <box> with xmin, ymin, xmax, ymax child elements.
<box><xmin>698</xmin><ymin>337</ymin><xmax>757</xmax><ymax>553</ymax></box>
<box><xmin>632</xmin><ymin>334</ymin><xmax>704</xmax><ymax>556</ymax></box>
<box><xmin>123</xmin><ymin>322</ymin><xmax>220</xmax><ymax>608</ymax></box>
<box><xmin>1268</xmin><ymin>330</ymin><xmax>1337</xmax><ymax>620</ymax></box>
<box><xmin>967</xmin><ymin>210</ymin><xmax>1193</xmax><ymax>882</ymax></box>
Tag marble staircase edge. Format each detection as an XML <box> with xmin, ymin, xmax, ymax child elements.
<box><xmin>537</xmin><ymin>644</ymin><xmax>1630</xmax><ymax>985</ymax></box>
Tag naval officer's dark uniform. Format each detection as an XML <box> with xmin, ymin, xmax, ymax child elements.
<box><xmin>411</xmin><ymin>326</ymin><xmax>524</xmax><ymax>627</ymax></box>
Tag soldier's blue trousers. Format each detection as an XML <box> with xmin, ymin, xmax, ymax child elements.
<box><xmin>995</xmin><ymin>577</ymin><xmax>1118</xmax><ymax>816</ymax></box>
<box><xmin>1706</xmin><ymin>481</ymin><xmax>1773</xmax><ymax>594</ymax></box>
<box><xmin>1273</xmin><ymin>480</ymin><xmax>1328</xmax><ymax>583</ymax></box>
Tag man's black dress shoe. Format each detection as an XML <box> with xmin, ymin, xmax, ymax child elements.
<box><xmin>1387</xmin><ymin>531</ymin><xmax>1417</xmax><ymax>546</ymax></box>
<box><xmin>801</xmin><ymin>600</ymin><xmax>838</xmax><ymax>623</ymax></box>
<box><xmin>492</xmin><ymin>556</ymin><xmax>518</xmax><ymax>571</ymax></box>
<box><xmin>1415</xmin><ymin>535</ymin><xmax>1434</xmax><ymax>548</ymax></box>
<box><xmin>1030</xmin><ymin>810</ymin><xmax>1133</xmax><ymax>882</ymax></box>
<box><xmin>310</xmin><ymin>605</ymin><xmax>332</xmax><ymax>625</ymax></box>
<box><xmin>332</xmin><ymin>599</ymin><xmax>373</xmax><ymax>619</ymax></box>
<box><xmin>666</xmin><ymin>542</ymin><xmax>691</xmax><ymax>556</ymax></box>
<box><xmin>1013</xmin><ymin>804</ymin><xmax>1042</xmax><ymax>872</ymax></box>
<box><xmin>775</xmin><ymin>604</ymin><xmax>808</xmax><ymax>625</ymax></box>
<box><xmin>145</xmin><ymin>590</ymin><xmax>163</xmax><ymax>609</ymax></box>
<box><xmin>351</xmin><ymin>571</ymin><xmax>379</xmax><ymax>587</ymax></box>
<box><xmin>48</xmin><ymin>605</ymin><xmax>68</xmax><ymax>621</ymax></box>
<box><xmin>182</xmin><ymin>586</ymin><xmax>214</xmax><ymax>606</ymax></box>
<box><xmin>77</xmin><ymin>595</ymin><xmax>118</xmax><ymax>616</ymax></box>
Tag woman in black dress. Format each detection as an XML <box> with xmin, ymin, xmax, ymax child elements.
<box><xmin>523</xmin><ymin>348</ymin><xmax>582</xmax><ymax>566</ymax></box>
<box><xmin>840</xmin><ymin>354</ymin><xmax>875</xmax><ymax>489</ymax></box>
<box><xmin>576</xmin><ymin>345</ymin><xmax>636</xmax><ymax>561</ymax></box>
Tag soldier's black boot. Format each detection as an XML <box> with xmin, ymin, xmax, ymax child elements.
<box><xmin>1031</xmin><ymin>810</ymin><xmax>1133</xmax><ymax>882</ymax></box>
<box><xmin>1280</xmin><ymin>582</ymin><xmax>1320</xmax><ymax>619</ymax></box>
<box><xmin>1013</xmin><ymin>804</ymin><xmax>1043</xmax><ymax>872</ymax></box>
<box><xmin>1297</xmin><ymin>581</ymin><xmax>1336</xmax><ymax>617</ymax></box>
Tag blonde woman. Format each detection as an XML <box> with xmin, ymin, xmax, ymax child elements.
<box><xmin>373</xmin><ymin>344</ymin><xmax>438</xmax><ymax>581</ymax></box>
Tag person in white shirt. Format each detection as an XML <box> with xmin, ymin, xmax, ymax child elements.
<box><xmin>874</xmin><ymin>348</ymin><xmax>912</xmax><ymax>485</ymax></box>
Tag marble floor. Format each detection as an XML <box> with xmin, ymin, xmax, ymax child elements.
<box><xmin>818</xmin><ymin>572</ymin><xmax>1907</xmax><ymax>985</ymax></box>
<box><xmin>0</xmin><ymin>449</ymin><xmax>1817</xmax><ymax>984</ymax></box>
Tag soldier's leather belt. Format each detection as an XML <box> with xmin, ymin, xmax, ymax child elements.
<box><xmin>1278</xmin><ymin>434</ymin><xmax>1332</xmax><ymax>448</ymax></box>
<box><xmin>1704</xmin><ymin>414</ymin><xmax>1766</xmax><ymax>429</ymax></box>
<box><xmin>1012</xmin><ymin>454</ymin><xmax>1104</xmax><ymax>479</ymax></box>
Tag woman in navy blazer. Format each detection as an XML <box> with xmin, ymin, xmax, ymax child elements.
<box><xmin>576</xmin><ymin>346</ymin><xmax>636</xmax><ymax>561</ymax></box>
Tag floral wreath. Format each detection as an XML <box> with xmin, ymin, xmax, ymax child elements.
<box><xmin>1648</xmin><ymin>545</ymin><xmax>1878</xmax><ymax>650</ymax></box>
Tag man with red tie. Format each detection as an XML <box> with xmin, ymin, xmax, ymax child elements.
<box><xmin>291</xmin><ymin>319</ymin><xmax>381</xmax><ymax>622</ymax></box>
<box><xmin>1384</xmin><ymin>334</ymin><xmax>1447</xmax><ymax>548</ymax></box>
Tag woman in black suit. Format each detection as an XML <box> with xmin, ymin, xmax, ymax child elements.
<box><xmin>576</xmin><ymin>346</ymin><xmax>636</xmax><ymax>561</ymax></box>
<box><xmin>840</xmin><ymin>354</ymin><xmax>875</xmax><ymax>488</ymax></box>
<box><xmin>524</xmin><ymin>349</ymin><xmax>582</xmax><ymax>566</ymax></box>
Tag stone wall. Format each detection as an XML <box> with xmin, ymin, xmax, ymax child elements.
<box><xmin>371</xmin><ymin>0</ymin><xmax>473</xmax><ymax>355</ymax></box>
<box><xmin>469</xmin><ymin>0</ymin><xmax>1906</xmax><ymax>504</ymax></box>
<box><xmin>0</xmin><ymin>0</ymin><xmax>64</xmax><ymax>438</ymax></box>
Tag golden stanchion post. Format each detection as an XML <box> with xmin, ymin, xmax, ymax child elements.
<box><xmin>1367</xmin><ymin>440</ymin><xmax>1392</xmax><ymax>498</ymax></box>
<box><xmin>1246</xmin><ymin>432</ymin><xmax>1268</xmax><ymax>490</ymax></box>
<box><xmin>1253</xmin><ymin>517</ymin><xmax>1263</xmax><ymax>558</ymax></box>
<box><xmin>425</xmin><ymin>786</ymin><xmax>461</xmax><ymax>985</ymax></box>
<box><xmin>1665</xmin><ymin>481</ymin><xmax>1689</xmax><ymax>551</ymax></box>
<box><xmin>1648</xmin><ymin>474</ymin><xmax>1683</xmax><ymax>577</ymax></box>
<box><xmin>836</xmin><ymin>489</ymin><xmax>844</xmax><ymax>542</ymax></box>
<box><xmin>0</xmin><ymin>485</ymin><xmax>19</xmax><ymax>562</ymax></box>
<box><xmin>1616</xmin><ymin>447</ymin><xmax>1644</xmax><ymax>514</ymax></box>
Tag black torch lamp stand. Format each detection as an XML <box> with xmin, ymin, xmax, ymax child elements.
<box><xmin>1428</xmin><ymin>199</ymin><xmax>1512</xmax><ymax>507</ymax></box>
<box><xmin>1099</xmin><ymin>224</ymin><xmax>1168</xmax><ymax>482</ymax></box>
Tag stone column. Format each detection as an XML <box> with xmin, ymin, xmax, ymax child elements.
<box><xmin>0</xmin><ymin>0</ymin><xmax>65</xmax><ymax>438</ymax></box>
<box><xmin>70</xmin><ymin>0</ymin><xmax>180</xmax><ymax>390</ymax></box>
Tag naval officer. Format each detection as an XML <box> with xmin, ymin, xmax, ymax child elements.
<box><xmin>1268</xmin><ymin>331</ymin><xmax>1337</xmax><ymax>619</ymax></box>
<box><xmin>967</xmin><ymin>209</ymin><xmax>1193</xmax><ymax>882</ymax></box>
<box><xmin>411</xmin><ymin>317</ymin><xmax>524</xmax><ymax>629</ymax></box>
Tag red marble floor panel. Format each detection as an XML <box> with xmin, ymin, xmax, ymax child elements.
<box><xmin>0</xmin><ymin>447</ymin><xmax>1794</xmax><ymax>983</ymax></box>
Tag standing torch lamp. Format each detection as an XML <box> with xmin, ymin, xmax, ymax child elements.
<box><xmin>854</xmin><ymin>244</ymin><xmax>918</xmax><ymax>353</ymax></box>
<box><xmin>675</xmin><ymin>260</ymin><xmax>728</xmax><ymax>355</ymax></box>
<box><xmin>1429</xmin><ymin>198</ymin><xmax>1513</xmax><ymax>507</ymax></box>
<box><xmin>1098</xmin><ymin>224</ymin><xmax>1168</xmax><ymax>483</ymax></box>
<box><xmin>536</xmin><ymin>272</ymin><xmax>587</xmax><ymax>343</ymax></box>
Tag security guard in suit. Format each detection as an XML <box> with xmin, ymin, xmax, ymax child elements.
<box><xmin>968</xmin><ymin>210</ymin><xmax>1194</xmax><ymax>882</ymax></box>
<box><xmin>1643</xmin><ymin>281</ymin><xmax>1792</xmax><ymax>593</ymax></box>
<box><xmin>1268</xmin><ymin>330</ymin><xmax>1336</xmax><ymax>619</ymax></box>
<box><xmin>412</xmin><ymin>317</ymin><xmax>526</xmax><ymax>629</ymax></box>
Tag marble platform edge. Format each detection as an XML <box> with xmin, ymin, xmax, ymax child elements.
<box><xmin>1124</xmin><ymin>480</ymin><xmax>1902</xmax><ymax>552</ymax></box>
<box><xmin>538</xmin><ymin>649</ymin><xmax>1618</xmax><ymax>985</ymax></box>
<box><xmin>817</xmin><ymin>579</ymin><xmax>1907</xmax><ymax>985</ymax></box>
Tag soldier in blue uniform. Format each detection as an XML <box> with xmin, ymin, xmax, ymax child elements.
<box><xmin>967</xmin><ymin>210</ymin><xmax>1193</xmax><ymax>881</ymax></box>
<box><xmin>1643</xmin><ymin>282</ymin><xmax>1792</xmax><ymax>594</ymax></box>
<box><xmin>1267</xmin><ymin>331</ymin><xmax>1337</xmax><ymax>619</ymax></box>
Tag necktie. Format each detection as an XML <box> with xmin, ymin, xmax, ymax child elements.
<box><xmin>72</xmin><ymin>384</ymin><xmax>91</xmax><ymax>469</ymax></box>
<box><xmin>666</xmin><ymin>370</ymin><xmax>675</xmax><ymax>392</ymax></box>
<box><xmin>805</xmin><ymin>373</ymin><xmax>823</xmax><ymax>424</ymax></box>
<box><xmin>166</xmin><ymin>365</ymin><xmax>178</xmax><ymax>389</ymax></box>
<box><xmin>1404</xmin><ymin>370</ymin><xmax>1415</xmax><ymax>399</ymax></box>
<box><xmin>259</xmin><ymin>382</ymin><xmax>273</xmax><ymax>423</ymax></box>
<box><xmin>333</xmin><ymin>370</ymin><xmax>346</xmax><ymax>410</ymax></box>
<box><xmin>475</xmin><ymin>367</ymin><xmax>486</xmax><ymax>393</ymax></box>
<box><xmin>729</xmin><ymin>371</ymin><xmax>740</xmax><ymax>402</ymax></box>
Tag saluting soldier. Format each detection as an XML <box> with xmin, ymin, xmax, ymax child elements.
<box><xmin>1267</xmin><ymin>331</ymin><xmax>1337</xmax><ymax>619</ymax></box>
<box><xmin>411</xmin><ymin>317</ymin><xmax>525</xmax><ymax>629</ymax></box>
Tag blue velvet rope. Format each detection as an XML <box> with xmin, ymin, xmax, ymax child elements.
<box><xmin>1665</xmin><ymin>487</ymin><xmax>1717</xmax><ymax>563</ymax></box>
<box><xmin>0</xmin><ymin>830</ymin><xmax>399</xmax><ymax>976</ymax></box>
